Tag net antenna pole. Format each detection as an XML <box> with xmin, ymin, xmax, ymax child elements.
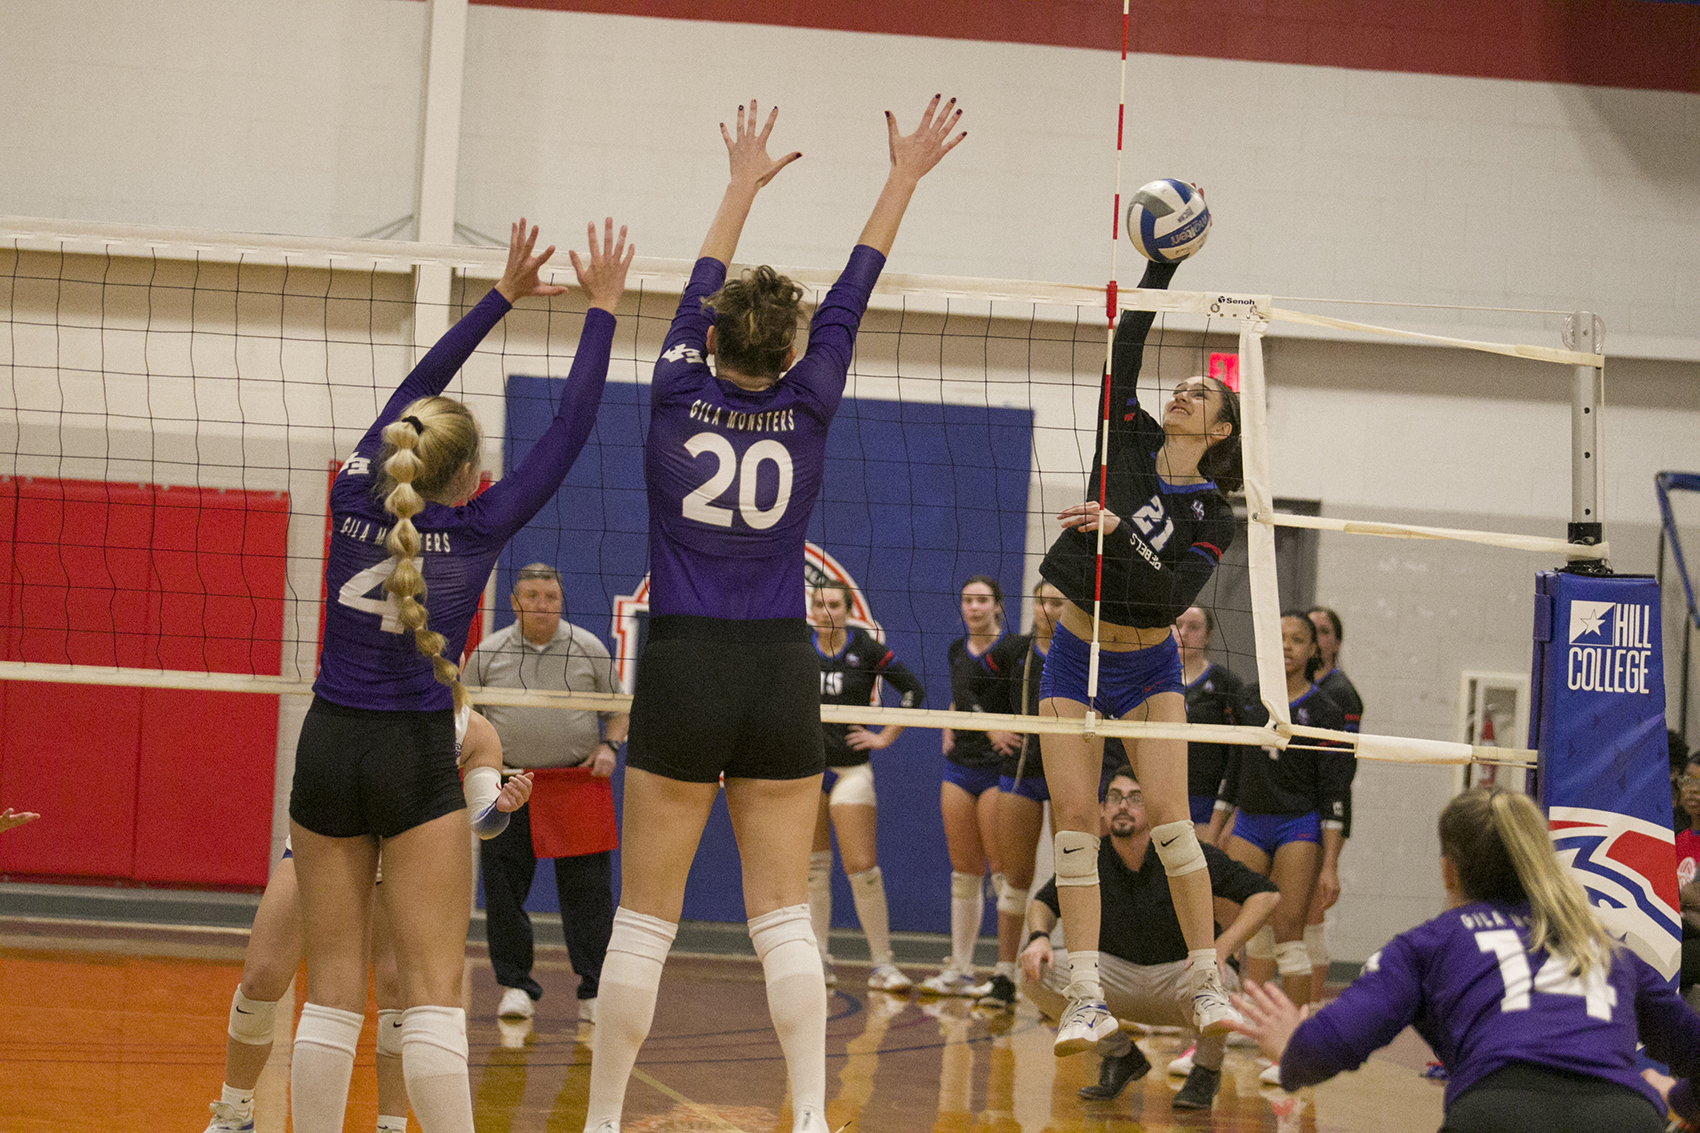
<box><xmin>1087</xmin><ymin>0</ymin><xmax>1133</xmax><ymax>737</ymax></box>
<box><xmin>1563</xmin><ymin>311</ymin><xmax>1609</xmax><ymax>576</ymax></box>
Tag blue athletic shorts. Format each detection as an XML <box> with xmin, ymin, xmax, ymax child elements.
<box><xmin>1039</xmin><ymin>624</ymin><xmax>1184</xmax><ymax>718</ymax></box>
<box><xmin>943</xmin><ymin>760</ymin><xmax>1001</xmax><ymax>798</ymax></box>
<box><xmin>1000</xmin><ymin>773</ymin><xmax>1050</xmax><ymax>802</ymax></box>
<box><xmin>1189</xmin><ymin>794</ymin><xmax>1218</xmax><ymax>826</ymax></box>
<box><xmin>1231</xmin><ymin>810</ymin><xmax>1320</xmax><ymax>856</ymax></box>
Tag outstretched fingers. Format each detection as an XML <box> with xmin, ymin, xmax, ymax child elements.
<box><xmin>571</xmin><ymin>217</ymin><xmax>634</xmax><ymax>313</ymax></box>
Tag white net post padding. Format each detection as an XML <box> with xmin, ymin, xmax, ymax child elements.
<box><xmin>1235</xmin><ymin>313</ymin><xmax>1291</xmax><ymax>733</ymax></box>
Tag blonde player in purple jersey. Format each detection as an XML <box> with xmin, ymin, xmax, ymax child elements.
<box><xmin>288</xmin><ymin>218</ymin><xmax>631</xmax><ymax>1133</ymax></box>
<box><xmin>1233</xmin><ymin>786</ymin><xmax>1700</xmax><ymax>1133</ymax></box>
<box><xmin>200</xmin><ymin>711</ymin><xmax>528</xmax><ymax>1133</ymax></box>
<box><xmin>580</xmin><ymin>97</ymin><xmax>964</xmax><ymax>1133</ymax></box>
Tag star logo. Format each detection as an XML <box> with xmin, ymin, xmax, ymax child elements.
<box><xmin>1568</xmin><ymin>600</ymin><xmax>1615</xmax><ymax>643</ymax></box>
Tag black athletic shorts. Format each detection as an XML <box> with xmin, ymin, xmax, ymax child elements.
<box><xmin>289</xmin><ymin>696</ymin><xmax>463</xmax><ymax>838</ymax></box>
<box><xmin>1443</xmin><ymin>1063</ymin><xmax>1664</xmax><ymax>1133</ymax></box>
<box><xmin>626</xmin><ymin>615</ymin><xmax>824</xmax><ymax>783</ymax></box>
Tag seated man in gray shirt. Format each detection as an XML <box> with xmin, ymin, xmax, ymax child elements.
<box><xmin>1022</xmin><ymin>764</ymin><xmax>1279</xmax><ymax>1112</ymax></box>
<box><xmin>466</xmin><ymin>563</ymin><xmax>629</xmax><ymax>1025</ymax></box>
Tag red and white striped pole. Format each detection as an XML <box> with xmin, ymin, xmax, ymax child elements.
<box><xmin>1087</xmin><ymin>0</ymin><xmax>1131</xmax><ymax>724</ymax></box>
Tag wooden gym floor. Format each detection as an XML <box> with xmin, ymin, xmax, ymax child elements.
<box><xmin>0</xmin><ymin>917</ymin><xmax>1445</xmax><ymax>1133</ymax></box>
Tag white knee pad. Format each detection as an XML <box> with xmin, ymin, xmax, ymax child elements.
<box><xmin>1246</xmin><ymin>925</ymin><xmax>1276</xmax><ymax>960</ymax></box>
<box><xmin>1150</xmin><ymin>820</ymin><xmax>1206</xmax><ymax>877</ymax></box>
<box><xmin>1276</xmin><ymin>939</ymin><xmax>1312</xmax><ymax>978</ymax></box>
<box><xmin>748</xmin><ymin>904</ymin><xmax>818</xmax><ymax>961</ymax></box>
<box><xmin>990</xmin><ymin>871</ymin><xmax>1006</xmax><ymax>902</ymax></box>
<box><xmin>400</xmin><ymin>1004</ymin><xmax>468</xmax><ymax>1066</ymax></box>
<box><xmin>1305</xmin><ymin>922</ymin><xmax>1328</xmax><ymax>969</ymax></box>
<box><xmin>609</xmin><ymin>906</ymin><xmax>678</xmax><ymax>964</ymax></box>
<box><xmin>227</xmin><ymin>988</ymin><xmax>277</xmax><ymax>1046</ymax></box>
<box><xmin>1053</xmin><ymin>831</ymin><xmax>1100</xmax><ymax>887</ymax></box>
<box><xmin>997</xmin><ymin>883</ymin><xmax>1030</xmax><ymax>916</ymax></box>
<box><xmin>826</xmin><ymin>762</ymin><xmax>876</xmax><ymax>808</ymax></box>
<box><xmin>951</xmin><ymin>871</ymin><xmax>983</xmax><ymax>901</ymax></box>
<box><xmin>375</xmin><ymin>1008</ymin><xmax>404</xmax><ymax>1059</ymax></box>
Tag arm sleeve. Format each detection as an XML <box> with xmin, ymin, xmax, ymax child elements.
<box><xmin>1317</xmin><ymin>746</ymin><xmax>1358</xmax><ymax>831</ymax></box>
<box><xmin>652</xmin><ymin>257</ymin><xmax>727</xmax><ymax>402</ymax></box>
<box><xmin>789</xmin><ymin>244</ymin><xmax>886</xmax><ymax>417</ymax></box>
<box><xmin>1202</xmin><ymin>843</ymin><xmax>1279</xmax><ymax>903</ymax></box>
<box><xmin>468</xmin><ymin>308</ymin><xmax>617</xmax><ymax>539</ymax></box>
<box><xmin>1094</xmin><ymin>259</ymin><xmax>1179</xmax><ymax>469</ymax></box>
<box><xmin>1281</xmin><ymin>938</ymin><xmax>1424</xmax><ymax>1090</ymax></box>
<box><xmin>873</xmin><ymin>653</ymin><xmax>926</xmax><ymax>709</ymax></box>
<box><xmin>354</xmin><ymin>289</ymin><xmax>513</xmax><ymax>462</ymax></box>
<box><xmin>1632</xmin><ymin>953</ymin><xmax>1700</xmax><ymax>1085</ymax></box>
<box><xmin>1169</xmin><ymin>503</ymin><xmax>1235</xmax><ymax>611</ymax></box>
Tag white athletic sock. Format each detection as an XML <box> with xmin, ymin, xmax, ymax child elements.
<box><xmin>584</xmin><ymin>907</ymin><xmax>677</xmax><ymax>1133</ymax></box>
<box><xmin>1066</xmin><ymin>950</ymin><xmax>1103</xmax><ymax>1001</ymax></box>
<box><xmin>994</xmin><ymin>960</ymin><xmax>1016</xmax><ymax>979</ymax></box>
<box><xmin>401</xmin><ymin>1005</ymin><xmax>472</xmax><ymax>1133</ymax></box>
<box><xmin>1188</xmin><ymin>948</ymin><xmax>1221</xmax><ymax>986</ymax></box>
<box><xmin>808</xmin><ymin>850</ymin><xmax>834</xmax><ymax>962</ymax></box>
<box><xmin>950</xmin><ymin>871</ymin><xmax>983</xmax><ymax>972</ymax></box>
<box><xmin>290</xmin><ymin>1002</ymin><xmax>363</xmax><ymax>1133</ymax></box>
<box><xmin>220</xmin><ymin>1083</ymin><xmax>254</xmax><ymax>1111</ymax></box>
<box><xmin>749</xmin><ymin>904</ymin><xmax>827</xmax><ymax>1117</ymax></box>
<box><xmin>848</xmin><ymin>867</ymin><xmax>895</xmax><ymax>966</ymax></box>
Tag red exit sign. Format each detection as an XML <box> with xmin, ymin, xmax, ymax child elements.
<box><xmin>1207</xmin><ymin>352</ymin><xmax>1240</xmax><ymax>392</ymax></box>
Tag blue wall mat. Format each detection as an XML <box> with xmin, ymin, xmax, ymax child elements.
<box><xmin>483</xmin><ymin>376</ymin><xmax>1033</xmax><ymax>933</ymax></box>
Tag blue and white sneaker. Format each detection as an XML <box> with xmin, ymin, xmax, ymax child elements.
<box><xmin>1054</xmin><ymin>995</ymin><xmax>1117</xmax><ymax>1056</ymax></box>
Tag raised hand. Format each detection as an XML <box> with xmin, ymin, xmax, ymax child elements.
<box><xmin>496</xmin><ymin>218</ymin><xmax>570</xmax><ymax>304</ymax></box>
<box><xmin>723</xmin><ymin>99</ymin><xmax>802</xmax><ymax>191</ymax></box>
<box><xmin>569</xmin><ymin>217</ymin><xmax>636</xmax><ymax>315</ymax></box>
<box><xmin>886</xmin><ymin>94</ymin><xmax>967</xmax><ymax>184</ymax></box>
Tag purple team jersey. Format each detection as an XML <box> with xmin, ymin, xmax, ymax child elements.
<box><xmin>645</xmin><ymin>247</ymin><xmax>884</xmax><ymax>620</ymax></box>
<box><xmin>316</xmin><ymin>291</ymin><xmax>616</xmax><ymax>712</ymax></box>
<box><xmin>1282</xmin><ymin>899</ymin><xmax>1700</xmax><ymax>1112</ymax></box>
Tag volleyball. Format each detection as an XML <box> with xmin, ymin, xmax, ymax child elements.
<box><xmin>1126</xmin><ymin>178</ymin><xmax>1211</xmax><ymax>262</ymax></box>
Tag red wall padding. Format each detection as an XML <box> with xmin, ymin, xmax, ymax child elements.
<box><xmin>0</xmin><ymin>478</ymin><xmax>289</xmax><ymax>887</ymax></box>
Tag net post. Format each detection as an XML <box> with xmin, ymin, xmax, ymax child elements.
<box><xmin>1235</xmin><ymin>317</ymin><xmax>1290</xmax><ymax>729</ymax></box>
<box><xmin>1563</xmin><ymin>311</ymin><xmax>1607</xmax><ymax>574</ymax></box>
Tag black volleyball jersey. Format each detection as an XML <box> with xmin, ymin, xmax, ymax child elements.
<box><xmin>1039</xmin><ymin>260</ymin><xmax>1235</xmax><ymax>629</ymax></box>
<box><xmin>1219</xmin><ymin>684</ymin><xmax>1355</xmax><ymax>826</ymax></box>
<box><xmin>1315</xmin><ymin>667</ymin><xmax>1362</xmax><ymax>835</ymax></box>
<box><xmin>815</xmin><ymin>627</ymin><xmax>925</xmax><ymax>768</ymax></box>
<box><xmin>947</xmin><ymin>631</ymin><xmax>1029</xmax><ymax>769</ymax></box>
<box><xmin>1184</xmin><ymin>662</ymin><xmax>1248</xmax><ymax>801</ymax></box>
<box><xmin>1317</xmin><ymin>668</ymin><xmax>1363</xmax><ymax>733</ymax></box>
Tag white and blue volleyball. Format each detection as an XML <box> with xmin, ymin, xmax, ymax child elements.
<box><xmin>1126</xmin><ymin>179</ymin><xmax>1211</xmax><ymax>263</ymax></box>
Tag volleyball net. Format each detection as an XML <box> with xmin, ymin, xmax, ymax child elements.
<box><xmin>0</xmin><ymin>215</ymin><xmax>1606</xmax><ymax>769</ymax></box>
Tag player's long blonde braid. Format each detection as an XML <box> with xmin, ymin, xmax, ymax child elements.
<box><xmin>1439</xmin><ymin>786</ymin><xmax>1617</xmax><ymax>978</ymax></box>
<box><xmin>378</xmin><ymin>395</ymin><xmax>481</xmax><ymax>712</ymax></box>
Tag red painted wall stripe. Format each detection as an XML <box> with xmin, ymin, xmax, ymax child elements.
<box><xmin>460</xmin><ymin>0</ymin><xmax>1700</xmax><ymax>95</ymax></box>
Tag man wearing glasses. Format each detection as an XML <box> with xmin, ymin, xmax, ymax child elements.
<box><xmin>1021</xmin><ymin>765</ymin><xmax>1278</xmax><ymax>1112</ymax></box>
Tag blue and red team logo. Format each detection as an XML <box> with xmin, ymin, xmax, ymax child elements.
<box><xmin>1549</xmin><ymin>806</ymin><xmax>1681</xmax><ymax>980</ymax></box>
<box><xmin>609</xmin><ymin>543</ymin><xmax>878</xmax><ymax>691</ymax></box>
